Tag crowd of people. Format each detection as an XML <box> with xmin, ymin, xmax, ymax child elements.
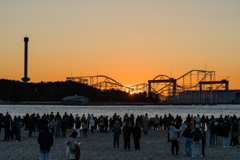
<box><xmin>0</xmin><ymin>112</ymin><xmax>240</xmax><ymax>159</ymax></box>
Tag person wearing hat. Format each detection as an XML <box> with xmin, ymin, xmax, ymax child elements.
<box><xmin>191</xmin><ymin>124</ymin><xmax>203</xmax><ymax>158</ymax></box>
<box><xmin>112</xmin><ymin>121</ymin><xmax>121</xmax><ymax>148</ymax></box>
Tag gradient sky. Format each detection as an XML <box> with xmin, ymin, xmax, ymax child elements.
<box><xmin>1</xmin><ymin>1</ymin><xmax>240</xmax><ymax>89</ymax></box>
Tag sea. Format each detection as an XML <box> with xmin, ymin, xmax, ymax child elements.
<box><xmin>0</xmin><ymin>104</ymin><xmax>240</xmax><ymax>119</ymax></box>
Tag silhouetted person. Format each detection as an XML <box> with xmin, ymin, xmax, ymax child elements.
<box><xmin>132</xmin><ymin>122</ymin><xmax>141</xmax><ymax>150</ymax></box>
<box><xmin>4</xmin><ymin>117</ymin><xmax>12</xmax><ymax>141</ymax></box>
<box><xmin>38</xmin><ymin>124</ymin><xmax>54</xmax><ymax>160</ymax></box>
<box><xmin>112</xmin><ymin>121</ymin><xmax>121</xmax><ymax>148</ymax></box>
<box><xmin>123</xmin><ymin>121</ymin><xmax>131</xmax><ymax>150</ymax></box>
<box><xmin>28</xmin><ymin>116</ymin><xmax>35</xmax><ymax>137</ymax></box>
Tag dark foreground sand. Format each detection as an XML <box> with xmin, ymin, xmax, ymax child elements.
<box><xmin>0</xmin><ymin>128</ymin><xmax>239</xmax><ymax>160</ymax></box>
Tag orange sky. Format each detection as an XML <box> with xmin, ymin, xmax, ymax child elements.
<box><xmin>1</xmin><ymin>1</ymin><xmax>240</xmax><ymax>89</ymax></box>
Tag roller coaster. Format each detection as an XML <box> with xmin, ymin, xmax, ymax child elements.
<box><xmin>66</xmin><ymin>70</ymin><xmax>229</xmax><ymax>102</ymax></box>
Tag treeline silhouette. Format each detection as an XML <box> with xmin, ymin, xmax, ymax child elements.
<box><xmin>0</xmin><ymin>79</ymin><xmax>155</xmax><ymax>102</ymax></box>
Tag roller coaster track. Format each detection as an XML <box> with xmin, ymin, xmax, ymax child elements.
<box><xmin>67</xmin><ymin>75</ymin><xmax>131</xmax><ymax>92</ymax></box>
<box><xmin>152</xmin><ymin>70</ymin><xmax>216</xmax><ymax>95</ymax></box>
<box><xmin>66</xmin><ymin>70</ymin><xmax>219</xmax><ymax>95</ymax></box>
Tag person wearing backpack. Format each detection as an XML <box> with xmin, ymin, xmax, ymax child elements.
<box><xmin>11</xmin><ymin>117</ymin><xmax>19</xmax><ymax>141</ymax></box>
<box><xmin>191</xmin><ymin>124</ymin><xmax>203</xmax><ymax>158</ymax></box>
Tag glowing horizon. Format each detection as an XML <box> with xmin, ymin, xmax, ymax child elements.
<box><xmin>1</xmin><ymin>1</ymin><xmax>240</xmax><ymax>89</ymax></box>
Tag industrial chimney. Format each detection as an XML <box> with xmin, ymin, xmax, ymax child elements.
<box><xmin>21</xmin><ymin>37</ymin><xmax>30</xmax><ymax>83</ymax></box>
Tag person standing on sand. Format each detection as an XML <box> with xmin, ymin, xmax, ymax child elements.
<box><xmin>209</xmin><ymin>120</ymin><xmax>216</xmax><ymax>147</ymax></box>
<box><xmin>4</xmin><ymin>116</ymin><xmax>12</xmax><ymax>141</ymax></box>
<box><xmin>0</xmin><ymin>115</ymin><xmax>2</xmax><ymax>136</ymax></box>
<box><xmin>104</xmin><ymin>116</ymin><xmax>109</xmax><ymax>133</ymax></box>
<box><xmin>169</xmin><ymin>121</ymin><xmax>181</xmax><ymax>157</ymax></box>
<box><xmin>123</xmin><ymin>121</ymin><xmax>131</xmax><ymax>150</ymax></box>
<box><xmin>132</xmin><ymin>122</ymin><xmax>141</xmax><ymax>150</ymax></box>
<box><xmin>201</xmin><ymin>126</ymin><xmax>206</xmax><ymax>156</ymax></box>
<box><xmin>82</xmin><ymin>119</ymin><xmax>88</xmax><ymax>137</ymax></box>
<box><xmin>142</xmin><ymin>116</ymin><xmax>149</xmax><ymax>135</ymax></box>
<box><xmin>38</xmin><ymin>124</ymin><xmax>54</xmax><ymax>160</ymax></box>
<box><xmin>215</xmin><ymin>121</ymin><xmax>223</xmax><ymax>147</ymax></box>
<box><xmin>28</xmin><ymin>116</ymin><xmax>35</xmax><ymax>137</ymax></box>
<box><xmin>66</xmin><ymin>131</ymin><xmax>81</xmax><ymax>160</ymax></box>
<box><xmin>195</xmin><ymin>114</ymin><xmax>201</xmax><ymax>126</ymax></box>
<box><xmin>55</xmin><ymin>118</ymin><xmax>61</xmax><ymax>138</ymax></box>
<box><xmin>25</xmin><ymin>113</ymin><xmax>29</xmax><ymax>131</ymax></box>
<box><xmin>75</xmin><ymin>117</ymin><xmax>81</xmax><ymax>137</ymax></box>
<box><xmin>61</xmin><ymin>117</ymin><xmax>68</xmax><ymax>138</ymax></box>
<box><xmin>11</xmin><ymin>117</ymin><xmax>19</xmax><ymax>141</ymax></box>
<box><xmin>90</xmin><ymin>116</ymin><xmax>95</xmax><ymax>133</ymax></box>
<box><xmin>182</xmin><ymin>124</ymin><xmax>193</xmax><ymax>157</ymax></box>
<box><xmin>149</xmin><ymin>118</ymin><xmax>154</xmax><ymax>135</ymax></box>
<box><xmin>99</xmin><ymin>116</ymin><xmax>104</xmax><ymax>132</ymax></box>
<box><xmin>178</xmin><ymin>121</ymin><xmax>187</xmax><ymax>141</ymax></box>
<box><xmin>190</xmin><ymin>115</ymin><xmax>195</xmax><ymax>128</ymax></box>
<box><xmin>230</xmin><ymin>122</ymin><xmax>239</xmax><ymax>148</ymax></box>
<box><xmin>112</xmin><ymin>121</ymin><xmax>121</xmax><ymax>148</ymax></box>
<box><xmin>191</xmin><ymin>124</ymin><xmax>203</xmax><ymax>158</ymax></box>
<box><xmin>205</xmin><ymin>116</ymin><xmax>210</xmax><ymax>131</ymax></box>
<box><xmin>49</xmin><ymin>118</ymin><xmax>56</xmax><ymax>137</ymax></box>
<box><xmin>17</xmin><ymin>116</ymin><xmax>22</xmax><ymax>141</ymax></box>
<box><xmin>159</xmin><ymin>116</ymin><xmax>163</xmax><ymax>130</ymax></box>
<box><xmin>186</xmin><ymin>114</ymin><xmax>191</xmax><ymax>124</ymax></box>
<box><xmin>154</xmin><ymin>115</ymin><xmax>160</xmax><ymax>130</ymax></box>
<box><xmin>200</xmin><ymin>115</ymin><xmax>206</xmax><ymax>128</ymax></box>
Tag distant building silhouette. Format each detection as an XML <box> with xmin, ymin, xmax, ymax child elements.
<box><xmin>21</xmin><ymin>37</ymin><xmax>30</xmax><ymax>83</ymax></box>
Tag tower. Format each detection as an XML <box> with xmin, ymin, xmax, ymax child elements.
<box><xmin>21</xmin><ymin>37</ymin><xmax>30</xmax><ymax>83</ymax></box>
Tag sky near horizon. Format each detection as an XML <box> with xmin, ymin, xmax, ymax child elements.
<box><xmin>1</xmin><ymin>1</ymin><xmax>240</xmax><ymax>89</ymax></box>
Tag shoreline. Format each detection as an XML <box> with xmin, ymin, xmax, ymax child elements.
<box><xmin>1</xmin><ymin>101</ymin><xmax>240</xmax><ymax>106</ymax></box>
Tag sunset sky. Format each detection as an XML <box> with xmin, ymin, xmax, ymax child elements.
<box><xmin>1</xmin><ymin>1</ymin><xmax>240</xmax><ymax>89</ymax></box>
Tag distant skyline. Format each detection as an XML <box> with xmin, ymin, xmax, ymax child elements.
<box><xmin>1</xmin><ymin>1</ymin><xmax>240</xmax><ymax>89</ymax></box>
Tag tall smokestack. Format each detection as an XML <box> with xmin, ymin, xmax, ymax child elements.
<box><xmin>21</xmin><ymin>37</ymin><xmax>30</xmax><ymax>83</ymax></box>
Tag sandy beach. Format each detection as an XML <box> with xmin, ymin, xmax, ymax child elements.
<box><xmin>0</xmin><ymin>128</ymin><xmax>239</xmax><ymax>160</ymax></box>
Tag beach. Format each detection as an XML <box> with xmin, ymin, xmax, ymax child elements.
<box><xmin>1</xmin><ymin>128</ymin><xmax>239</xmax><ymax>160</ymax></box>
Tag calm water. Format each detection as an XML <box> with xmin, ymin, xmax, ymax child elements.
<box><xmin>0</xmin><ymin>104</ymin><xmax>240</xmax><ymax>119</ymax></box>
